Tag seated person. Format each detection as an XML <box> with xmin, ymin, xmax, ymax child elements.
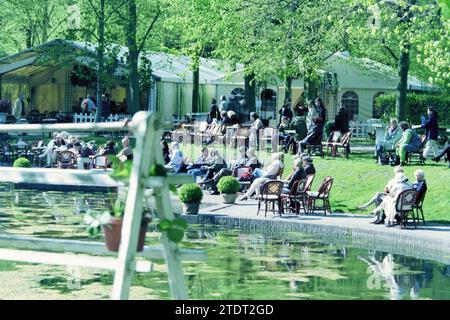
<box><xmin>39</xmin><ymin>132</ymin><xmax>59</xmax><ymax>167</ymax></box>
<box><xmin>187</xmin><ymin>147</ymin><xmax>211</xmax><ymax>180</ymax></box>
<box><xmin>275</xmin><ymin>116</ymin><xmax>290</xmax><ymax>151</ymax></box>
<box><xmin>203</xmin><ymin>147</ymin><xmax>253</xmax><ymax>194</ymax></box>
<box><xmin>197</xmin><ymin>150</ymin><xmax>227</xmax><ymax>183</ymax></box>
<box><xmin>432</xmin><ymin>141</ymin><xmax>449</xmax><ymax>166</ymax></box>
<box><xmin>357</xmin><ymin>166</ymin><xmax>404</xmax><ymax>224</ymax></box>
<box><xmin>227</xmin><ymin>110</ymin><xmax>240</xmax><ymax>125</ymax></box>
<box><xmin>73</xmin><ymin>142</ymin><xmax>96</xmax><ymax>169</ymax></box>
<box><xmin>165</xmin><ymin>142</ymin><xmax>184</xmax><ymax>173</ymax></box>
<box><xmin>412</xmin><ymin>169</ymin><xmax>427</xmax><ymax>204</ymax></box>
<box><xmin>375</xmin><ymin>119</ymin><xmax>402</xmax><ymax>164</ymax></box>
<box><xmin>284</xmin><ymin>108</ymin><xmax>307</xmax><ymax>153</ymax></box>
<box><xmin>296</xmin><ymin>116</ymin><xmax>323</xmax><ymax>155</ymax></box>
<box><xmin>99</xmin><ymin>140</ymin><xmax>116</xmax><ymax>156</ymax></box>
<box><xmin>395</xmin><ymin>121</ymin><xmax>422</xmax><ymax>166</ymax></box>
<box><xmin>370</xmin><ymin>172</ymin><xmax>413</xmax><ymax>227</ymax></box>
<box><xmin>117</xmin><ymin>136</ymin><xmax>133</xmax><ymax>162</ymax></box>
<box><xmin>239</xmin><ymin>152</ymin><xmax>284</xmax><ymax>201</ymax></box>
<box><xmin>282</xmin><ymin>155</ymin><xmax>316</xmax><ymax>194</ymax></box>
<box><xmin>161</xmin><ymin>141</ymin><xmax>171</xmax><ymax>164</ymax></box>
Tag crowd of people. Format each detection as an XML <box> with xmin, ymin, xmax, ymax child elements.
<box><xmin>38</xmin><ymin>132</ymin><xmax>132</xmax><ymax>169</ymax></box>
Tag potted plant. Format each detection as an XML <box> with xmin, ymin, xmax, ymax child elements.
<box><xmin>13</xmin><ymin>157</ymin><xmax>32</xmax><ymax>168</ymax></box>
<box><xmin>217</xmin><ymin>176</ymin><xmax>240</xmax><ymax>204</ymax></box>
<box><xmin>179</xmin><ymin>183</ymin><xmax>203</xmax><ymax>215</ymax></box>
<box><xmin>84</xmin><ymin>199</ymin><xmax>152</xmax><ymax>252</ymax></box>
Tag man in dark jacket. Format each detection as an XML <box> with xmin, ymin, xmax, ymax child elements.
<box><xmin>208</xmin><ymin>98</ymin><xmax>219</xmax><ymax>123</ymax></box>
<box><xmin>412</xmin><ymin>169</ymin><xmax>427</xmax><ymax>205</ymax></box>
<box><xmin>421</xmin><ymin>107</ymin><xmax>439</xmax><ymax>159</ymax></box>
<box><xmin>297</xmin><ymin>117</ymin><xmax>323</xmax><ymax>155</ymax></box>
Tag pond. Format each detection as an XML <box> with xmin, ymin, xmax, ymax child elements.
<box><xmin>0</xmin><ymin>186</ymin><xmax>449</xmax><ymax>300</ymax></box>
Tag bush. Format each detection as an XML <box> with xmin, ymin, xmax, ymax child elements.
<box><xmin>13</xmin><ymin>157</ymin><xmax>31</xmax><ymax>168</ymax></box>
<box><xmin>179</xmin><ymin>184</ymin><xmax>203</xmax><ymax>204</ymax></box>
<box><xmin>217</xmin><ymin>176</ymin><xmax>240</xmax><ymax>194</ymax></box>
<box><xmin>375</xmin><ymin>93</ymin><xmax>450</xmax><ymax>126</ymax></box>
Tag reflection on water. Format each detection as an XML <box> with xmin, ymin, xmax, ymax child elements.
<box><xmin>0</xmin><ymin>185</ymin><xmax>449</xmax><ymax>300</ymax></box>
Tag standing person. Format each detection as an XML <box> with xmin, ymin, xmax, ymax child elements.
<box><xmin>279</xmin><ymin>99</ymin><xmax>293</xmax><ymax>124</ymax></box>
<box><xmin>12</xmin><ymin>92</ymin><xmax>26</xmax><ymax>119</ymax></box>
<box><xmin>334</xmin><ymin>105</ymin><xmax>349</xmax><ymax>134</ymax></box>
<box><xmin>161</xmin><ymin>141</ymin><xmax>171</xmax><ymax>164</ymax></box>
<box><xmin>421</xmin><ymin>107</ymin><xmax>440</xmax><ymax>160</ymax></box>
<box><xmin>227</xmin><ymin>96</ymin><xmax>238</xmax><ymax>112</ymax></box>
<box><xmin>238</xmin><ymin>99</ymin><xmax>249</xmax><ymax>123</ymax></box>
<box><xmin>208</xmin><ymin>98</ymin><xmax>219</xmax><ymax>123</ymax></box>
<box><xmin>101</xmin><ymin>94</ymin><xmax>110</xmax><ymax>119</ymax></box>
<box><xmin>81</xmin><ymin>95</ymin><xmax>96</xmax><ymax>113</ymax></box>
<box><xmin>315</xmin><ymin>97</ymin><xmax>327</xmax><ymax>127</ymax></box>
<box><xmin>306</xmin><ymin>100</ymin><xmax>318</xmax><ymax>130</ymax></box>
<box><xmin>218</xmin><ymin>95</ymin><xmax>228</xmax><ymax>112</ymax></box>
<box><xmin>249</xmin><ymin>112</ymin><xmax>264</xmax><ymax>148</ymax></box>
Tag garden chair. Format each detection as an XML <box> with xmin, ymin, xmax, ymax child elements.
<box><xmin>283</xmin><ymin>174</ymin><xmax>315</xmax><ymax>214</ymax></box>
<box><xmin>281</xmin><ymin>179</ymin><xmax>302</xmax><ymax>214</ymax></box>
<box><xmin>306</xmin><ymin>176</ymin><xmax>333</xmax><ymax>215</ymax></box>
<box><xmin>56</xmin><ymin>150</ymin><xmax>77</xmax><ymax>169</ymax></box>
<box><xmin>233</xmin><ymin>166</ymin><xmax>253</xmax><ymax>192</ymax></box>
<box><xmin>305</xmin><ymin>133</ymin><xmax>324</xmax><ymax>158</ymax></box>
<box><xmin>256</xmin><ymin>180</ymin><xmax>284</xmax><ymax>218</ymax></box>
<box><xmin>324</xmin><ymin>131</ymin><xmax>352</xmax><ymax>158</ymax></box>
<box><xmin>259</xmin><ymin>127</ymin><xmax>277</xmax><ymax>152</ymax></box>
<box><xmin>407</xmin><ymin>135</ymin><xmax>426</xmax><ymax>166</ymax></box>
<box><xmin>395</xmin><ymin>189</ymin><xmax>418</xmax><ymax>229</ymax></box>
<box><xmin>411</xmin><ymin>188</ymin><xmax>427</xmax><ymax>226</ymax></box>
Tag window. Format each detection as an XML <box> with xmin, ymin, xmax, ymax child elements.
<box><xmin>341</xmin><ymin>91</ymin><xmax>359</xmax><ymax>121</ymax></box>
<box><xmin>372</xmin><ymin>91</ymin><xmax>386</xmax><ymax>118</ymax></box>
<box><xmin>231</xmin><ymin>88</ymin><xmax>245</xmax><ymax>102</ymax></box>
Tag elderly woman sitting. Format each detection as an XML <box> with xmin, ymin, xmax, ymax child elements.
<box><xmin>370</xmin><ymin>172</ymin><xmax>413</xmax><ymax>227</ymax></box>
<box><xmin>375</xmin><ymin>119</ymin><xmax>402</xmax><ymax>164</ymax></box>
<box><xmin>165</xmin><ymin>142</ymin><xmax>184</xmax><ymax>173</ymax></box>
<box><xmin>239</xmin><ymin>152</ymin><xmax>284</xmax><ymax>201</ymax></box>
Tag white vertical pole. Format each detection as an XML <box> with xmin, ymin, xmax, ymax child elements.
<box><xmin>111</xmin><ymin>111</ymin><xmax>153</xmax><ymax>300</ymax></box>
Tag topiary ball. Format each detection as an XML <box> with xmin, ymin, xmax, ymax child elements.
<box><xmin>13</xmin><ymin>157</ymin><xmax>31</xmax><ymax>168</ymax></box>
<box><xmin>217</xmin><ymin>176</ymin><xmax>240</xmax><ymax>194</ymax></box>
<box><xmin>179</xmin><ymin>183</ymin><xmax>203</xmax><ymax>204</ymax></box>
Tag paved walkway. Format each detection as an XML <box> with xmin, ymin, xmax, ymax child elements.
<box><xmin>188</xmin><ymin>193</ymin><xmax>450</xmax><ymax>265</ymax></box>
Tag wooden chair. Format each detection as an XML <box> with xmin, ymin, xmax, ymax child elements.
<box><xmin>256</xmin><ymin>180</ymin><xmax>284</xmax><ymax>217</ymax></box>
<box><xmin>56</xmin><ymin>150</ymin><xmax>77</xmax><ymax>169</ymax></box>
<box><xmin>407</xmin><ymin>136</ymin><xmax>426</xmax><ymax>166</ymax></box>
<box><xmin>324</xmin><ymin>131</ymin><xmax>352</xmax><ymax>158</ymax></box>
<box><xmin>306</xmin><ymin>176</ymin><xmax>333</xmax><ymax>215</ymax></box>
<box><xmin>395</xmin><ymin>189</ymin><xmax>418</xmax><ymax>229</ymax></box>
<box><xmin>233</xmin><ymin>166</ymin><xmax>253</xmax><ymax>192</ymax></box>
<box><xmin>411</xmin><ymin>188</ymin><xmax>427</xmax><ymax>226</ymax></box>
<box><xmin>305</xmin><ymin>133</ymin><xmax>324</xmax><ymax>158</ymax></box>
<box><xmin>281</xmin><ymin>179</ymin><xmax>303</xmax><ymax>214</ymax></box>
<box><xmin>286</xmin><ymin>174</ymin><xmax>315</xmax><ymax>214</ymax></box>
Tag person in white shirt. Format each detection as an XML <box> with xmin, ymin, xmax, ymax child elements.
<box><xmin>239</xmin><ymin>152</ymin><xmax>284</xmax><ymax>200</ymax></box>
<box><xmin>165</xmin><ymin>142</ymin><xmax>184</xmax><ymax>173</ymax></box>
<box><xmin>12</xmin><ymin>93</ymin><xmax>26</xmax><ymax>119</ymax></box>
<box><xmin>249</xmin><ymin>112</ymin><xmax>263</xmax><ymax>148</ymax></box>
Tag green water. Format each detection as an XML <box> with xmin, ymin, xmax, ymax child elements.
<box><xmin>0</xmin><ymin>186</ymin><xmax>450</xmax><ymax>300</ymax></box>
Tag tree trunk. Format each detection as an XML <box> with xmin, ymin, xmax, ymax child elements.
<box><xmin>127</xmin><ymin>0</ymin><xmax>140</xmax><ymax>114</ymax></box>
<box><xmin>41</xmin><ymin>1</ymin><xmax>49</xmax><ymax>44</ymax></box>
<box><xmin>284</xmin><ymin>76</ymin><xmax>292</xmax><ymax>102</ymax></box>
<box><xmin>245</xmin><ymin>72</ymin><xmax>256</xmax><ymax>113</ymax></box>
<box><xmin>305</xmin><ymin>71</ymin><xmax>318</xmax><ymax>101</ymax></box>
<box><xmin>192</xmin><ymin>63</ymin><xmax>200</xmax><ymax>113</ymax></box>
<box><xmin>395</xmin><ymin>45</ymin><xmax>410</xmax><ymax>122</ymax></box>
<box><xmin>95</xmin><ymin>0</ymin><xmax>105</xmax><ymax>122</ymax></box>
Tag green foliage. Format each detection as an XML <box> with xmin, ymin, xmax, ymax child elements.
<box><xmin>157</xmin><ymin>218</ymin><xmax>188</xmax><ymax>243</ymax></box>
<box><xmin>217</xmin><ymin>176</ymin><xmax>240</xmax><ymax>194</ymax></box>
<box><xmin>83</xmin><ymin>210</ymin><xmax>112</xmax><ymax>237</ymax></box>
<box><xmin>13</xmin><ymin>157</ymin><xmax>31</xmax><ymax>168</ymax></box>
<box><xmin>178</xmin><ymin>184</ymin><xmax>203</xmax><ymax>204</ymax></box>
<box><xmin>375</xmin><ymin>93</ymin><xmax>450</xmax><ymax>126</ymax></box>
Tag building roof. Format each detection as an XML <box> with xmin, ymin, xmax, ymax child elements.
<box><xmin>0</xmin><ymin>39</ymin><xmax>228</xmax><ymax>84</ymax></box>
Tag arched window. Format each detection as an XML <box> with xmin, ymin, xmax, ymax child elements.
<box><xmin>372</xmin><ymin>91</ymin><xmax>386</xmax><ymax>118</ymax></box>
<box><xmin>341</xmin><ymin>91</ymin><xmax>359</xmax><ymax>121</ymax></box>
<box><xmin>231</xmin><ymin>88</ymin><xmax>245</xmax><ymax>102</ymax></box>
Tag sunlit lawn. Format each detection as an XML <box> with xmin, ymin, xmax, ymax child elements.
<box><xmin>181</xmin><ymin>142</ymin><xmax>450</xmax><ymax>224</ymax></box>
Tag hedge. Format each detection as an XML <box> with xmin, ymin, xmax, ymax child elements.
<box><xmin>374</xmin><ymin>93</ymin><xmax>450</xmax><ymax>127</ymax></box>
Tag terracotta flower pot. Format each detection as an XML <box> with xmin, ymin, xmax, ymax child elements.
<box><xmin>103</xmin><ymin>216</ymin><xmax>151</xmax><ymax>252</ymax></box>
<box><xmin>183</xmin><ymin>202</ymin><xmax>200</xmax><ymax>215</ymax></box>
<box><xmin>221</xmin><ymin>193</ymin><xmax>238</xmax><ymax>204</ymax></box>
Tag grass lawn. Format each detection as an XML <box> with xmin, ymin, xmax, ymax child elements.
<box><xmin>181</xmin><ymin>143</ymin><xmax>450</xmax><ymax>223</ymax></box>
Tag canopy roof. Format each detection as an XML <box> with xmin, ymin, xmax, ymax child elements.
<box><xmin>0</xmin><ymin>39</ymin><xmax>229</xmax><ymax>84</ymax></box>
